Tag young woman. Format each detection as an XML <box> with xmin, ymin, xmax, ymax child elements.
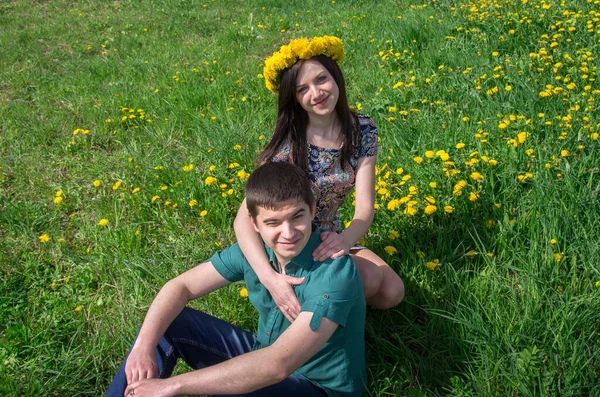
<box><xmin>234</xmin><ymin>36</ymin><xmax>404</xmax><ymax>321</ymax></box>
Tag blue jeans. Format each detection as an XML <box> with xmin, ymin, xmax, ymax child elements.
<box><xmin>106</xmin><ymin>307</ymin><xmax>327</xmax><ymax>397</ymax></box>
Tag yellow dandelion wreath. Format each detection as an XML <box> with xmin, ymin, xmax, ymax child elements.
<box><xmin>263</xmin><ymin>35</ymin><xmax>345</xmax><ymax>94</ymax></box>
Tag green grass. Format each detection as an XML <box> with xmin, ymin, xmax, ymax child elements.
<box><xmin>1</xmin><ymin>0</ymin><xmax>600</xmax><ymax>395</ymax></box>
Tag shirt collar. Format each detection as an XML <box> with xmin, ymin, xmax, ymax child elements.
<box><xmin>266</xmin><ymin>224</ymin><xmax>321</xmax><ymax>271</ymax></box>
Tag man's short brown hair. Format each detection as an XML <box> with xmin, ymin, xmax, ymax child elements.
<box><xmin>245</xmin><ymin>162</ymin><xmax>314</xmax><ymax>219</ymax></box>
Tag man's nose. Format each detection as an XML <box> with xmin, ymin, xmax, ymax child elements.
<box><xmin>281</xmin><ymin>222</ymin><xmax>295</xmax><ymax>239</ymax></box>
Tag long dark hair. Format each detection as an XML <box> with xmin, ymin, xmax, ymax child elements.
<box><xmin>258</xmin><ymin>55</ymin><xmax>360</xmax><ymax>173</ymax></box>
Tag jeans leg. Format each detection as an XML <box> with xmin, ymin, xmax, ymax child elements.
<box><xmin>106</xmin><ymin>307</ymin><xmax>256</xmax><ymax>396</ymax></box>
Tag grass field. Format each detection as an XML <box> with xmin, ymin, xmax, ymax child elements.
<box><xmin>1</xmin><ymin>0</ymin><xmax>600</xmax><ymax>395</ymax></box>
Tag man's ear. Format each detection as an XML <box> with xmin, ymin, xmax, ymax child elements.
<box><xmin>248</xmin><ymin>213</ymin><xmax>260</xmax><ymax>233</ymax></box>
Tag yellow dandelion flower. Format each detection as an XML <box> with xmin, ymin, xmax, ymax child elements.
<box><xmin>205</xmin><ymin>176</ymin><xmax>217</xmax><ymax>185</ymax></box>
<box><xmin>438</xmin><ymin>151</ymin><xmax>450</xmax><ymax>161</ymax></box>
<box><xmin>404</xmin><ymin>206</ymin><xmax>417</xmax><ymax>216</ymax></box>
<box><xmin>182</xmin><ymin>163</ymin><xmax>194</xmax><ymax>172</ymax></box>
<box><xmin>98</xmin><ymin>218</ymin><xmax>109</xmax><ymax>226</ymax></box>
<box><xmin>413</xmin><ymin>156</ymin><xmax>424</xmax><ymax>164</ymax></box>
<box><xmin>93</xmin><ymin>180</ymin><xmax>101</xmax><ymax>187</ymax></box>
<box><xmin>426</xmin><ymin>261</ymin><xmax>438</xmax><ymax>270</ymax></box>
<box><xmin>469</xmin><ymin>192</ymin><xmax>479</xmax><ymax>201</ymax></box>
<box><xmin>112</xmin><ymin>181</ymin><xmax>122</xmax><ymax>190</ymax></box>
<box><xmin>151</xmin><ymin>195</ymin><xmax>160</xmax><ymax>202</ymax></box>
<box><xmin>233</xmin><ymin>144</ymin><xmax>242</xmax><ymax>150</ymax></box>
<box><xmin>470</xmin><ymin>172</ymin><xmax>484</xmax><ymax>181</ymax></box>
<box><xmin>239</xmin><ymin>287</ymin><xmax>249</xmax><ymax>298</ymax></box>
<box><xmin>466</xmin><ymin>250</ymin><xmax>478</xmax><ymax>256</ymax></box>
<box><xmin>424</xmin><ymin>205</ymin><xmax>437</xmax><ymax>215</ymax></box>
<box><xmin>554</xmin><ymin>253</ymin><xmax>563</xmax><ymax>262</ymax></box>
<box><xmin>444</xmin><ymin>205</ymin><xmax>454</xmax><ymax>213</ymax></box>
<box><xmin>429</xmin><ymin>182</ymin><xmax>437</xmax><ymax>188</ymax></box>
<box><xmin>456</xmin><ymin>143</ymin><xmax>465</xmax><ymax>149</ymax></box>
<box><xmin>396</xmin><ymin>168</ymin><xmax>404</xmax><ymax>175</ymax></box>
<box><xmin>189</xmin><ymin>199</ymin><xmax>198</xmax><ymax>207</ymax></box>
<box><xmin>387</xmin><ymin>199</ymin><xmax>400</xmax><ymax>211</ymax></box>
<box><xmin>388</xmin><ymin>230</ymin><xmax>400</xmax><ymax>240</ymax></box>
<box><xmin>200</xmin><ymin>210</ymin><xmax>208</xmax><ymax>217</ymax></box>
<box><xmin>384</xmin><ymin>246</ymin><xmax>398</xmax><ymax>255</ymax></box>
<box><xmin>54</xmin><ymin>196</ymin><xmax>63</xmax><ymax>204</ymax></box>
<box><xmin>550</xmin><ymin>239</ymin><xmax>557</xmax><ymax>245</ymax></box>
<box><xmin>39</xmin><ymin>233</ymin><xmax>50</xmax><ymax>243</ymax></box>
<box><xmin>74</xmin><ymin>306</ymin><xmax>83</xmax><ymax>312</ymax></box>
<box><xmin>560</xmin><ymin>150</ymin><xmax>569</xmax><ymax>157</ymax></box>
<box><xmin>425</xmin><ymin>150</ymin><xmax>435</xmax><ymax>158</ymax></box>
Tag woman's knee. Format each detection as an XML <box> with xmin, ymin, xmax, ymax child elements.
<box><xmin>377</xmin><ymin>273</ymin><xmax>404</xmax><ymax>309</ymax></box>
<box><xmin>353</xmin><ymin>256</ymin><xmax>384</xmax><ymax>299</ymax></box>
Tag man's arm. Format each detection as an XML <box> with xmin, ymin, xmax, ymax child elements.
<box><xmin>125</xmin><ymin>261</ymin><xmax>231</xmax><ymax>384</ymax></box>
<box><xmin>135</xmin><ymin>311</ymin><xmax>338</xmax><ymax>396</ymax></box>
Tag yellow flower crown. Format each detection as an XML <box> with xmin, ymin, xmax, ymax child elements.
<box><xmin>263</xmin><ymin>35</ymin><xmax>345</xmax><ymax>94</ymax></box>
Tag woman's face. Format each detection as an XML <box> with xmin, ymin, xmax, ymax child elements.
<box><xmin>294</xmin><ymin>59</ymin><xmax>339</xmax><ymax>119</ymax></box>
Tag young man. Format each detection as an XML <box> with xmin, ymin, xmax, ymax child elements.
<box><xmin>106</xmin><ymin>162</ymin><xmax>366</xmax><ymax>397</ymax></box>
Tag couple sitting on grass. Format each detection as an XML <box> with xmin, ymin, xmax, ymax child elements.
<box><xmin>107</xmin><ymin>36</ymin><xmax>404</xmax><ymax>396</ymax></box>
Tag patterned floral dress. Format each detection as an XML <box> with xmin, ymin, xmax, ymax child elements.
<box><xmin>272</xmin><ymin>114</ymin><xmax>378</xmax><ymax>233</ymax></box>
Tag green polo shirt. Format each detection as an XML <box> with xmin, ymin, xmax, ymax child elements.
<box><xmin>210</xmin><ymin>227</ymin><xmax>366</xmax><ymax>397</ymax></box>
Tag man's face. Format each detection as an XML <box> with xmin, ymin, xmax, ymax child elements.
<box><xmin>250</xmin><ymin>198</ymin><xmax>314</xmax><ymax>266</ymax></box>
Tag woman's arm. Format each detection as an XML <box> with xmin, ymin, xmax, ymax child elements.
<box><xmin>312</xmin><ymin>155</ymin><xmax>376</xmax><ymax>261</ymax></box>
<box><xmin>234</xmin><ymin>198</ymin><xmax>304</xmax><ymax>321</ymax></box>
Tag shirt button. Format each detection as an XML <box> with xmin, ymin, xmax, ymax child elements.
<box><xmin>266</xmin><ymin>332</ymin><xmax>271</xmax><ymax>337</ymax></box>
<box><xmin>323</xmin><ymin>294</ymin><xmax>329</xmax><ymax>299</ymax></box>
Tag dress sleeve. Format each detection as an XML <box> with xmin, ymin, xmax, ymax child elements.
<box><xmin>300</xmin><ymin>257</ymin><xmax>361</xmax><ymax>330</ymax></box>
<box><xmin>357</xmin><ymin>115</ymin><xmax>378</xmax><ymax>159</ymax></box>
<box><xmin>271</xmin><ymin>141</ymin><xmax>291</xmax><ymax>163</ymax></box>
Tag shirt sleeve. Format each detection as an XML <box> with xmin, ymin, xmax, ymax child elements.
<box><xmin>357</xmin><ymin>115</ymin><xmax>378</xmax><ymax>159</ymax></box>
<box><xmin>301</xmin><ymin>257</ymin><xmax>361</xmax><ymax>331</ymax></box>
<box><xmin>209</xmin><ymin>243</ymin><xmax>246</xmax><ymax>283</ymax></box>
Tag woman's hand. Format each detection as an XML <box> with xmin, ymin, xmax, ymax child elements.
<box><xmin>125</xmin><ymin>344</ymin><xmax>158</xmax><ymax>385</ymax></box>
<box><xmin>313</xmin><ymin>231</ymin><xmax>351</xmax><ymax>262</ymax></box>
<box><xmin>262</xmin><ymin>272</ymin><xmax>304</xmax><ymax>322</ymax></box>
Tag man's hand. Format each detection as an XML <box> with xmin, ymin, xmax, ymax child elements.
<box><xmin>263</xmin><ymin>272</ymin><xmax>304</xmax><ymax>322</ymax></box>
<box><xmin>124</xmin><ymin>378</ymin><xmax>175</xmax><ymax>397</ymax></box>
<box><xmin>125</xmin><ymin>344</ymin><xmax>158</xmax><ymax>385</ymax></box>
<box><xmin>312</xmin><ymin>231</ymin><xmax>350</xmax><ymax>262</ymax></box>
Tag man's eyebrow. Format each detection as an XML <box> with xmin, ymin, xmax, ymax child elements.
<box><xmin>262</xmin><ymin>208</ymin><xmax>305</xmax><ymax>223</ymax></box>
